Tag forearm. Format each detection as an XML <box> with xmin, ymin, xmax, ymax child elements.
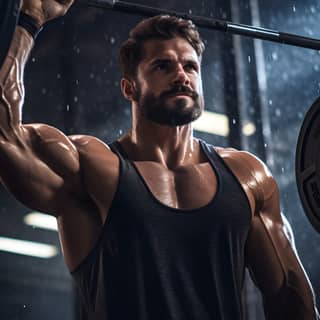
<box><xmin>263</xmin><ymin>281</ymin><xmax>318</xmax><ymax>320</ymax></box>
<box><xmin>0</xmin><ymin>25</ymin><xmax>34</xmax><ymax>142</ymax></box>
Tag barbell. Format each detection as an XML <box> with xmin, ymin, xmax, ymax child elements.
<box><xmin>1</xmin><ymin>0</ymin><xmax>320</xmax><ymax>232</ymax></box>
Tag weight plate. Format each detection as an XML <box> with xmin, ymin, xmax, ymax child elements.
<box><xmin>296</xmin><ymin>96</ymin><xmax>320</xmax><ymax>233</ymax></box>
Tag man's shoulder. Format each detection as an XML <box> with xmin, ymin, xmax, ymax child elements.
<box><xmin>214</xmin><ymin>146</ymin><xmax>269</xmax><ymax>173</ymax></box>
<box><xmin>68</xmin><ymin>134</ymin><xmax>118</xmax><ymax>162</ymax></box>
<box><xmin>211</xmin><ymin>145</ymin><xmax>278</xmax><ymax>206</ymax></box>
<box><xmin>69</xmin><ymin>134</ymin><xmax>111</xmax><ymax>151</ymax></box>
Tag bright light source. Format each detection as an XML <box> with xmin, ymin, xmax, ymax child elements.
<box><xmin>193</xmin><ymin>110</ymin><xmax>256</xmax><ymax>137</ymax></box>
<box><xmin>24</xmin><ymin>212</ymin><xmax>58</xmax><ymax>232</ymax></box>
<box><xmin>242</xmin><ymin>122</ymin><xmax>256</xmax><ymax>136</ymax></box>
<box><xmin>193</xmin><ymin>110</ymin><xmax>229</xmax><ymax>136</ymax></box>
<box><xmin>0</xmin><ymin>236</ymin><xmax>58</xmax><ymax>258</ymax></box>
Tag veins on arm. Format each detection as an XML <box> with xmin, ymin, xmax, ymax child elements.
<box><xmin>0</xmin><ymin>27</ymin><xmax>33</xmax><ymax>144</ymax></box>
<box><xmin>0</xmin><ymin>28</ymin><xmax>83</xmax><ymax>215</ymax></box>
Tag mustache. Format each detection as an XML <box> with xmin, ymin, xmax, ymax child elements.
<box><xmin>159</xmin><ymin>86</ymin><xmax>199</xmax><ymax>99</ymax></box>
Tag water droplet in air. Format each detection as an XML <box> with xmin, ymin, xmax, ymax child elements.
<box><xmin>271</xmin><ymin>52</ymin><xmax>278</xmax><ymax>61</ymax></box>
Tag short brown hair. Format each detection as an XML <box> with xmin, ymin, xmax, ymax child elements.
<box><xmin>119</xmin><ymin>15</ymin><xmax>205</xmax><ymax>79</ymax></box>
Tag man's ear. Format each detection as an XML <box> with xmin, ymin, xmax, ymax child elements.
<box><xmin>121</xmin><ymin>78</ymin><xmax>137</xmax><ymax>101</ymax></box>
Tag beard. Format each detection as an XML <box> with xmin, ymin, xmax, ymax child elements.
<box><xmin>135</xmin><ymin>85</ymin><xmax>204</xmax><ymax>126</ymax></box>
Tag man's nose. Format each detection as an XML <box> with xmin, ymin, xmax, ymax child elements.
<box><xmin>172</xmin><ymin>64</ymin><xmax>190</xmax><ymax>86</ymax></box>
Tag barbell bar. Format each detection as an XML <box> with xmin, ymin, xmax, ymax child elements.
<box><xmin>76</xmin><ymin>0</ymin><xmax>320</xmax><ymax>51</ymax></box>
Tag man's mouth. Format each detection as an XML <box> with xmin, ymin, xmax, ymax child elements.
<box><xmin>162</xmin><ymin>88</ymin><xmax>197</xmax><ymax>99</ymax></box>
<box><xmin>168</xmin><ymin>92</ymin><xmax>193</xmax><ymax>98</ymax></box>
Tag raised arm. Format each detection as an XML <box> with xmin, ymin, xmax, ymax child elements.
<box><xmin>242</xmin><ymin>152</ymin><xmax>318</xmax><ymax>319</ymax></box>
<box><xmin>0</xmin><ymin>0</ymin><xmax>80</xmax><ymax>215</ymax></box>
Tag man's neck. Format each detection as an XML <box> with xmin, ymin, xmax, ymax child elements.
<box><xmin>119</xmin><ymin>120</ymin><xmax>200</xmax><ymax>169</ymax></box>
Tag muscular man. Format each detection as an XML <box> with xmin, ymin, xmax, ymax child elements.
<box><xmin>0</xmin><ymin>0</ymin><xmax>318</xmax><ymax>319</ymax></box>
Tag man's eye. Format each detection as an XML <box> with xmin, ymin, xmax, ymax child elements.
<box><xmin>185</xmin><ymin>64</ymin><xmax>197</xmax><ymax>72</ymax></box>
<box><xmin>155</xmin><ymin>64</ymin><xmax>168</xmax><ymax>70</ymax></box>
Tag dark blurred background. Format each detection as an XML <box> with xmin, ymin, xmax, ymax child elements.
<box><xmin>0</xmin><ymin>0</ymin><xmax>319</xmax><ymax>319</ymax></box>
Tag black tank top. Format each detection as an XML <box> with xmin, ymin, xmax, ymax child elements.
<box><xmin>71</xmin><ymin>140</ymin><xmax>251</xmax><ymax>320</ymax></box>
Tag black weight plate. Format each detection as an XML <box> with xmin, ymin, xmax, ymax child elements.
<box><xmin>0</xmin><ymin>0</ymin><xmax>20</xmax><ymax>70</ymax></box>
<box><xmin>296</xmin><ymin>97</ymin><xmax>320</xmax><ymax>233</ymax></box>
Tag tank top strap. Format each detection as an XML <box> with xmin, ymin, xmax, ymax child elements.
<box><xmin>199</xmin><ymin>139</ymin><xmax>221</xmax><ymax>162</ymax></box>
<box><xmin>199</xmin><ymin>139</ymin><xmax>240</xmax><ymax>189</ymax></box>
<box><xmin>200</xmin><ymin>139</ymin><xmax>252</xmax><ymax>215</ymax></box>
<box><xmin>200</xmin><ymin>139</ymin><xmax>234</xmax><ymax>172</ymax></box>
<box><xmin>108</xmin><ymin>140</ymin><xmax>133</xmax><ymax>183</ymax></box>
<box><xmin>109</xmin><ymin>140</ymin><xmax>129</xmax><ymax>159</ymax></box>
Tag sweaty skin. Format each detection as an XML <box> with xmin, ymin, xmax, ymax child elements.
<box><xmin>0</xmin><ymin>1</ymin><xmax>318</xmax><ymax>319</ymax></box>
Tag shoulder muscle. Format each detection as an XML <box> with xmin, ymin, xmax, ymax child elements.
<box><xmin>216</xmin><ymin>147</ymin><xmax>277</xmax><ymax>213</ymax></box>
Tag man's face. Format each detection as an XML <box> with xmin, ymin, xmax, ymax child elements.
<box><xmin>133</xmin><ymin>37</ymin><xmax>204</xmax><ymax>126</ymax></box>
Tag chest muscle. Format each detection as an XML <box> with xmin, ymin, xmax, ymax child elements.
<box><xmin>134</xmin><ymin>161</ymin><xmax>218</xmax><ymax>210</ymax></box>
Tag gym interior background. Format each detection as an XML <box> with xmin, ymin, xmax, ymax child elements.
<box><xmin>0</xmin><ymin>0</ymin><xmax>319</xmax><ymax>319</ymax></box>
